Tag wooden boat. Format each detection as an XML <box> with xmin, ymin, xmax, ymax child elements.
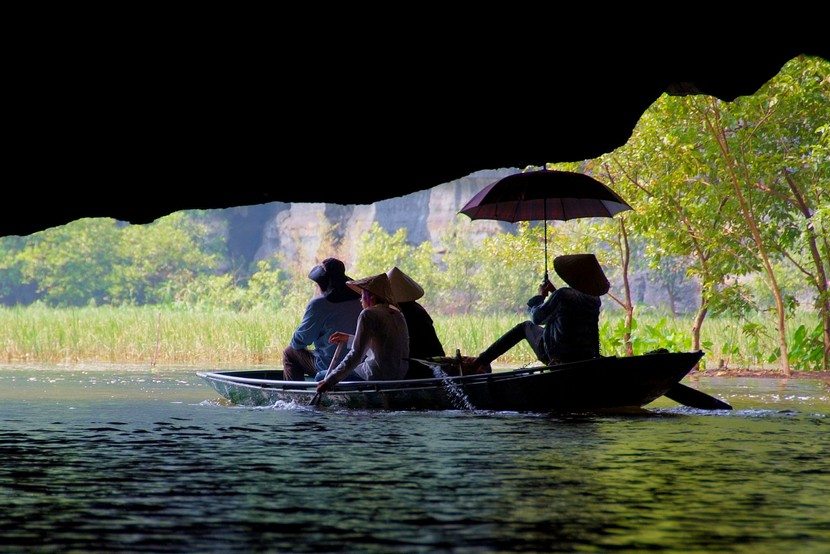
<box><xmin>198</xmin><ymin>350</ymin><xmax>728</xmax><ymax>412</ymax></box>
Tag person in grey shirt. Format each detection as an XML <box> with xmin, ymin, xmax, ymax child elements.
<box><xmin>282</xmin><ymin>258</ymin><xmax>363</xmax><ymax>381</ymax></box>
<box><xmin>316</xmin><ymin>273</ymin><xmax>409</xmax><ymax>391</ymax></box>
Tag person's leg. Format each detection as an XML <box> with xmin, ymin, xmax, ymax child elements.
<box><xmin>282</xmin><ymin>347</ymin><xmax>317</xmax><ymax>381</ymax></box>
<box><xmin>475</xmin><ymin>321</ymin><xmax>542</xmax><ymax>368</ymax></box>
<box><xmin>523</xmin><ymin>323</ymin><xmax>547</xmax><ymax>363</ymax></box>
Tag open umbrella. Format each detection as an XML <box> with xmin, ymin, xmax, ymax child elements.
<box><xmin>458</xmin><ymin>168</ymin><xmax>632</xmax><ymax>281</ymax></box>
<box><xmin>458</xmin><ymin>170</ymin><xmax>730</xmax><ymax>410</ymax></box>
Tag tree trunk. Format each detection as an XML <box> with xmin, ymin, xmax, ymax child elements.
<box><xmin>689</xmin><ymin>281</ymin><xmax>711</xmax><ymax>370</ymax></box>
<box><xmin>666</xmin><ymin>282</ymin><xmax>678</xmax><ymax>316</ymax></box>
<box><xmin>608</xmin><ymin>158</ymin><xmax>716</xmax><ymax>355</ymax></box>
<box><xmin>704</xmin><ymin>100</ymin><xmax>791</xmax><ymax>375</ymax></box>
<box><xmin>619</xmin><ymin>218</ymin><xmax>634</xmax><ymax>356</ymax></box>
<box><xmin>784</xmin><ymin>172</ymin><xmax>830</xmax><ymax>371</ymax></box>
<box><xmin>692</xmin><ymin>297</ymin><xmax>708</xmax><ymax>353</ymax></box>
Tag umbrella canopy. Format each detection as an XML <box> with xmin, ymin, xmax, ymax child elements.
<box><xmin>458</xmin><ymin>169</ymin><xmax>632</xmax><ymax>279</ymax></box>
<box><xmin>459</xmin><ymin>169</ymin><xmax>631</xmax><ymax>222</ymax></box>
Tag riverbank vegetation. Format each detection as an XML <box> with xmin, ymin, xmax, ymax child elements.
<box><xmin>1</xmin><ymin>56</ymin><xmax>827</xmax><ymax>372</ymax></box>
<box><xmin>0</xmin><ymin>305</ymin><xmax>820</xmax><ymax>371</ymax></box>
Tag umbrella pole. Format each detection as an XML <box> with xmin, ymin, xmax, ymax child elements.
<box><xmin>544</xmin><ymin>199</ymin><xmax>549</xmax><ymax>283</ymax></box>
<box><xmin>544</xmin><ymin>220</ymin><xmax>548</xmax><ymax>282</ymax></box>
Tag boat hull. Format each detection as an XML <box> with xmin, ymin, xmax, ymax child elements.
<box><xmin>198</xmin><ymin>351</ymin><xmax>704</xmax><ymax>412</ymax></box>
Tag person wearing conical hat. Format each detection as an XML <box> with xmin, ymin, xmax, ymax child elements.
<box><xmin>468</xmin><ymin>254</ymin><xmax>609</xmax><ymax>372</ymax></box>
<box><xmin>283</xmin><ymin>258</ymin><xmax>363</xmax><ymax>381</ymax></box>
<box><xmin>316</xmin><ymin>273</ymin><xmax>410</xmax><ymax>392</ymax></box>
<box><xmin>387</xmin><ymin>267</ymin><xmax>446</xmax><ymax>378</ymax></box>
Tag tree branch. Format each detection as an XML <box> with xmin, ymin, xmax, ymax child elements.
<box><xmin>770</xmin><ymin>240</ymin><xmax>815</xmax><ymax>281</ymax></box>
<box><xmin>606</xmin><ymin>291</ymin><xmax>626</xmax><ymax>309</ymax></box>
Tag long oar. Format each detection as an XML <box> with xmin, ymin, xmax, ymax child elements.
<box><xmin>665</xmin><ymin>383</ymin><xmax>732</xmax><ymax>410</ymax></box>
<box><xmin>309</xmin><ymin>341</ymin><xmax>345</xmax><ymax>407</ymax></box>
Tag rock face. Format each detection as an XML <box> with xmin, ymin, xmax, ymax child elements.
<box><xmin>219</xmin><ymin>168</ymin><xmax>701</xmax><ymax>313</ymax></box>
<box><xmin>240</xmin><ymin>169</ymin><xmax>519</xmax><ymax>271</ymax></box>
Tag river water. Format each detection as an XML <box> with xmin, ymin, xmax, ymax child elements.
<box><xmin>1</xmin><ymin>366</ymin><xmax>828</xmax><ymax>553</ymax></box>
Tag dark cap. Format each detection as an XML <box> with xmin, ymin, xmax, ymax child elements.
<box><xmin>308</xmin><ymin>258</ymin><xmax>349</xmax><ymax>291</ymax></box>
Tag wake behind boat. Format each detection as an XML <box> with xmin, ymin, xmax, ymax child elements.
<box><xmin>198</xmin><ymin>350</ymin><xmax>722</xmax><ymax>412</ymax></box>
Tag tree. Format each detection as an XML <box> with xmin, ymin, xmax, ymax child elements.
<box><xmin>18</xmin><ymin>218</ymin><xmax>122</xmax><ymax>306</ymax></box>
<box><xmin>729</xmin><ymin>56</ymin><xmax>830</xmax><ymax>370</ymax></box>
<box><xmin>0</xmin><ymin>236</ymin><xmax>35</xmax><ymax>305</ymax></box>
<box><xmin>111</xmin><ymin>212</ymin><xmax>220</xmax><ymax>305</ymax></box>
<box><xmin>595</xmin><ymin>100</ymin><xmax>755</xmax><ymax>360</ymax></box>
<box><xmin>688</xmin><ymin>56</ymin><xmax>829</xmax><ymax>373</ymax></box>
<box><xmin>353</xmin><ymin>221</ymin><xmax>435</xmax><ymax>302</ymax></box>
<box><xmin>472</xmin><ymin>222</ymin><xmax>546</xmax><ymax>313</ymax></box>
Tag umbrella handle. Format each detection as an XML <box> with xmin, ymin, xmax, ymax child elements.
<box><xmin>540</xmin><ymin>272</ymin><xmax>555</xmax><ymax>295</ymax></box>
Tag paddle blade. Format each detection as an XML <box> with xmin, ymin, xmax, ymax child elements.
<box><xmin>665</xmin><ymin>383</ymin><xmax>732</xmax><ymax>410</ymax></box>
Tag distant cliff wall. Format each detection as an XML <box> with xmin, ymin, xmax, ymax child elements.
<box><xmin>212</xmin><ymin>167</ymin><xmax>698</xmax><ymax>312</ymax></box>
<box><xmin>241</xmin><ymin>168</ymin><xmax>518</xmax><ymax>271</ymax></box>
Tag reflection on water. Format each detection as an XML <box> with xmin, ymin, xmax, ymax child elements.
<box><xmin>0</xmin><ymin>367</ymin><xmax>828</xmax><ymax>552</ymax></box>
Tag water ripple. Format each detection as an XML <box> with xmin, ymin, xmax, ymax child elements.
<box><xmin>0</xmin><ymin>368</ymin><xmax>828</xmax><ymax>551</ymax></box>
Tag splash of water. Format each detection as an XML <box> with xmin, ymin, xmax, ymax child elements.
<box><xmin>429</xmin><ymin>363</ymin><xmax>475</xmax><ymax>410</ymax></box>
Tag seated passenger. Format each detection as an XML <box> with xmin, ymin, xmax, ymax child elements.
<box><xmin>282</xmin><ymin>258</ymin><xmax>362</xmax><ymax>381</ymax></box>
<box><xmin>315</xmin><ymin>273</ymin><xmax>409</xmax><ymax>393</ymax></box>
<box><xmin>468</xmin><ymin>254</ymin><xmax>609</xmax><ymax>373</ymax></box>
<box><xmin>386</xmin><ymin>267</ymin><xmax>446</xmax><ymax>379</ymax></box>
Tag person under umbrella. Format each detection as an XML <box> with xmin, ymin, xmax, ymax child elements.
<box><xmin>467</xmin><ymin>254</ymin><xmax>609</xmax><ymax>373</ymax></box>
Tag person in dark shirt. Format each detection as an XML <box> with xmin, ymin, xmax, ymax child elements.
<box><xmin>386</xmin><ymin>267</ymin><xmax>446</xmax><ymax>378</ymax></box>
<box><xmin>282</xmin><ymin>258</ymin><xmax>363</xmax><ymax>381</ymax></box>
<box><xmin>468</xmin><ymin>254</ymin><xmax>609</xmax><ymax>373</ymax></box>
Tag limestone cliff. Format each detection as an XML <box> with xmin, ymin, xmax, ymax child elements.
<box><xmin>229</xmin><ymin>169</ymin><xmax>519</xmax><ymax>271</ymax></box>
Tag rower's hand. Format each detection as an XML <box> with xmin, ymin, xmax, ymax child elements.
<box><xmin>538</xmin><ymin>279</ymin><xmax>555</xmax><ymax>297</ymax></box>
<box><xmin>316</xmin><ymin>379</ymin><xmax>332</xmax><ymax>393</ymax></box>
<box><xmin>328</xmin><ymin>332</ymin><xmax>350</xmax><ymax>344</ymax></box>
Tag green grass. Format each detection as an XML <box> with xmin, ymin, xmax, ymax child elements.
<box><xmin>0</xmin><ymin>305</ymin><xmax>300</xmax><ymax>366</ymax></box>
<box><xmin>0</xmin><ymin>305</ymin><xmax>822</xmax><ymax>371</ymax></box>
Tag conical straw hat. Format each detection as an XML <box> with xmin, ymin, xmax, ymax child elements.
<box><xmin>386</xmin><ymin>267</ymin><xmax>424</xmax><ymax>303</ymax></box>
<box><xmin>553</xmin><ymin>254</ymin><xmax>610</xmax><ymax>296</ymax></box>
<box><xmin>346</xmin><ymin>273</ymin><xmax>398</xmax><ymax>306</ymax></box>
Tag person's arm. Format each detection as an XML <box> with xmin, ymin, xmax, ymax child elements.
<box><xmin>529</xmin><ymin>284</ymin><xmax>558</xmax><ymax>326</ymax></box>
<box><xmin>328</xmin><ymin>331</ymin><xmax>355</xmax><ymax>349</ymax></box>
<box><xmin>317</xmin><ymin>311</ymin><xmax>371</xmax><ymax>392</ymax></box>
<box><xmin>289</xmin><ymin>301</ymin><xmax>324</xmax><ymax>350</ymax></box>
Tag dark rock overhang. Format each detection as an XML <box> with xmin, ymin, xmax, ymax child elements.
<box><xmin>4</xmin><ymin>28</ymin><xmax>827</xmax><ymax>237</ymax></box>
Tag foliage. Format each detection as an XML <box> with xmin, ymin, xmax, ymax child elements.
<box><xmin>110</xmin><ymin>212</ymin><xmax>220</xmax><ymax>305</ymax></box>
<box><xmin>0</xmin><ymin>236</ymin><xmax>33</xmax><ymax>305</ymax></box>
<box><xmin>788</xmin><ymin>322</ymin><xmax>825</xmax><ymax>371</ymax></box>
<box><xmin>1</xmin><ymin>306</ymin><xmax>821</xmax><ymax>371</ymax></box>
<box><xmin>469</xmin><ymin>223</ymin><xmax>546</xmax><ymax>313</ymax></box>
<box><xmin>354</xmin><ymin>223</ymin><xmax>434</xmax><ymax>286</ymax></box>
<box><xmin>0</xmin><ymin>57</ymin><xmax>826</xmax><ymax>370</ymax></box>
<box><xmin>430</xmin><ymin>222</ymin><xmax>483</xmax><ymax>314</ymax></box>
<box><xmin>17</xmin><ymin>218</ymin><xmax>123</xmax><ymax>306</ymax></box>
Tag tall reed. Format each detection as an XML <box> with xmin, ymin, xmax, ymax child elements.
<box><xmin>0</xmin><ymin>305</ymin><xmax>820</xmax><ymax>371</ymax></box>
